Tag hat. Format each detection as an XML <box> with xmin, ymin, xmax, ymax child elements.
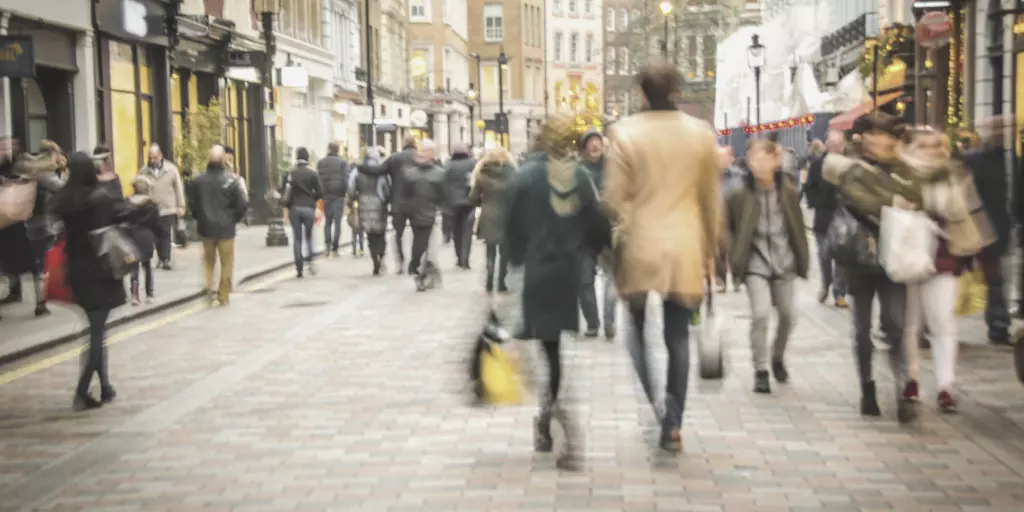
<box><xmin>857</xmin><ymin>111</ymin><xmax>903</xmax><ymax>137</ymax></box>
<box><xmin>295</xmin><ymin>147</ymin><xmax>310</xmax><ymax>162</ymax></box>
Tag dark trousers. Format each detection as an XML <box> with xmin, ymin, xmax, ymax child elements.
<box><xmin>626</xmin><ymin>298</ymin><xmax>691</xmax><ymax>431</ymax></box>
<box><xmin>323</xmin><ymin>198</ymin><xmax>345</xmax><ymax>252</ymax></box>
<box><xmin>485</xmin><ymin>243</ymin><xmax>509</xmax><ymax>290</ymax></box>
<box><xmin>367</xmin><ymin>233</ymin><xmax>386</xmax><ymax>268</ymax></box>
<box><xmin>982</xmin><ymin>252</ymin><xmax>1010</xmax><ymax>339</ymax></box>
<box><xmin>352</xmin><ymin>229</ymin><xmax>365</xmax><ymax>254</ymax></box>
<box><xmin>815</xmin><ymin>232</ymin><xmax>846</xmax><ymax>298</ymax></box>
<box><xmin>392</xmin><ymin>213</ymin><xmax>410</xmax><ymax>266</ymax></box>
<box><xmin>155</xmin><ymin>214</ymin><xmax>175</xmax><ymax>263</ymax></box>
<box><xmin>289</xmin><ymin>207</ymin><xmax>316</xmax><ymax>274</ymax></box>
<box><xmin>451</xmin><ymin>205</ymin><xmax>475</xmax><ymax>267</ymax></box>
<box><xmin>409</xmin><ymin>225</ymin><xmax>433</xmax><ymax>273</ymax></box>
<box><xmin>442</xmin><ymin>214</ymin><xmax>453</xmax><ymax>243</ymax></box>
<box><xmin>77</xmin><ymin>309</ymin><xmax>111</xmax><ymax>396</ymax></box>
<box><xmin>131</xmin><ymin>260</ymin><xmax>154</xmax><ymax>297</ymax></box>
<box><xmin>849</xmin><ymin>272</ymin><xmax>906</xmax><ymax>388</ymax></box>
<box><xmin>540</xmin><ymin>338</ymin><xmax>562</xmax><ymax>402</ymax></box>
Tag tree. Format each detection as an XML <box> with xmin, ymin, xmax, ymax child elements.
<box><xmin>174</xmin><ymin>98</ymin><xmax>223</xmax><ymax>180</ymax></box>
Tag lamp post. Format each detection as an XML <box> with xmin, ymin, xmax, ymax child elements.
<box><xmin>660</xmin><ymin>1</ymin><xmax>673</xmax><ymax>58</ymax></box>
<box><xmin>497</xmin><ymin>47</ymin><xmax>508</xmax><ymax>148</ymax></box>
<box><xmin>364</xmin><ymin>0</ymin><xmax>375</xmax><ymax>148</ymax></box>
<box><xmin>257</xmin><ymin>0</ymin><xmax>288</xmax><ymax>247</ymax></box>
<box><xmin>746</xmin><ymin>34</ymin><xmax>765</xmax><ymax>126</ymax></box>
<box><xmin>467</xmin><ymin>85</ymin><xmax>477</xmax><ymax>148</ymax></box>
<box><xmin>789</xmin><ymin>54</ymin><xmax>798</xmax><ymax>83</ymax></box>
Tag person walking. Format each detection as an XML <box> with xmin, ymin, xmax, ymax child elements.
<box><xmin>137</xmin><ymin>144</ymin><xmax>185</xmax><ymax>270</ymax></box>
<box><xmin>469</xmin><ymin>147</ymin><xmax>516</xmax><ymax>292</ymax></box>
<box><xmin>350</xmin><ymin>147</ymin><xmax>390</xmax><ymax>275</ymax></box>
<box><xmin>803</xmin><ymin>131</ymin><xmax>848</xmax><ymax>308</ymax></box>
<box><xmin>318</xmin><ymin>142</ymin><xmax>350</xmax><ymax>256</ymax></box>
<box><xmin>283</xmin><ymin>147</ymin><xmax>324</xmax><ymax>278</ymax></box>
<box><xmin>603</xmin><ymin>63</ymin><xmax>720</xmax><ymax>453</ymax></box>
<box><xmin>379</xmin><ymin>137</ymin><xmax>418</xmax><ymax>272</ymax></box>
<box><xmin>127</xmin><ymin>176</ymin><xmax>161</xmax><ymax>305</ymax></box>
<box><xmin>92</xmin><ymin>145</ymin><xmax>123</xmax><ymax>199</ymax></box>
<box><xmin>717</xmin><ymin>146</ymin><xmax>745</xmax><ymax>292</ymax></box>
<box><xmin>504</xmin><ymin>112</ymin><xmax>610</xmax><ymax>470</ymax></box>
<box><xmin>576</xmin><ymin>128</ymin><xmax>616</xmax><ymax>338</ymax></box>
<box><xmin>51</xmin><ymin>152</ymin><xmax>146</xmax><ymax>410</ymax></box>
<box><xmin>401</xmin><ymin>140</ymin><xmax>447</xmax><ymax>277</ymax></box>
<box><xmin>725</xmin><ymin>139</ymin><xmax>808</xmax><ymax>394</ymax></box>
<box><xmin>187</xmin><ymin>146</ymin><xmax>249</xmax><ymax>306</ymax></box>
<box><xmin>444</xmin><ymin>142</ymin><xmax>476</xmax><ymax>269</ymax></box>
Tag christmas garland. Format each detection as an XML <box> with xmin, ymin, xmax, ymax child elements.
<box><xmin>857</xmin><ymin>25</ymin><xmax>912</xmax><ymax>82</ymax></box>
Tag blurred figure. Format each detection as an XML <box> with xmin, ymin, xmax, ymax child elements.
<box><xmin>127</xmin><ymin>176</ymin><xmax>160</xmax><ymax>305</ymax></box>
<box><xmin>401</xmin><ymin>139</ymin><xmax>447</xmax><ymax>277</ymax></box>
<box><xmin>604</xmin><ymin>63</ymin><xmax>719</xmax><ymax>453</ymax></box>
<box><xmin>188</xmin><ymin>145</ymin><xmax>249</xmax><ymax>305</ymax></box>
<box><xmin>470</xmin><ymin>146</ymin><xmax>516</xmax><ymax>292</ymax></box>
<box><xmin>51</xmin><ymin>152</ymin><xmax>146</xmax><ymax>410</ymax></box>
<box><xmin>318</xmin><ymin>141</ymin><xmax>350</xmax><ymax>257</ymax></box>
<box><xmin>504</xmin><ymin>112</ymin><xmax>610</xmax><ymax>470</ymax></box>
<box><xmin>91</xmin><ymin>145</ymin><xmax>122</xmax><ymax>198</ymax></box>
<box><xmin>803</xmin><ymin>130</ymin><xmax>848</xmax><ymax>308</ymax></box>
<box><xmin>716</xmin><ymin>145</ymin><xmax>744</xmax><ymax>292</ymax></box>
<box><xmin>349</xmin><ymin>147</ymin><xmax>390</xmax><ymax>275</ymax></box>
<box><xmin>380</xmin><ymin>137</ymin><xmax>418</xmax><ymax>272</ymax></box>
<box><xmin>962</xmin><ymin>116</ymin><xmax>1013</xmax><ymax>345</ymax></box>
<box><xmin>223</xmin><ymin>146</ymin><xmax>247</xmax><ymax>228</ymax></box>
<box><xmin>284</xmin><ymin>147</ymin><xmax>324</xmax><ymax>278</ymax></box>
<box><xmin>577</xmin><ymin>128</ymin><xmax>616</xmax><ymax>339</ymax></box>
<box><xmin>444</xmin><ymin>142</ymin><xmax>476</xmax><ymax>269</ymax></box>
<box><xmin>138</xmin><ymin>143</ymin><xmax>184</xmax><ymax>270</ymax></box>
<box><xmin>726</xmin><ymin>139</ymin><xmax>808</xmax><ymax>394</ymax></box>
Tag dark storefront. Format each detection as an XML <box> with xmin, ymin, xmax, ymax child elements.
<box><xmin>5</xmin><ymin>18</ymin><xmax>79</xmax><ymax>153</ymax></box>
<box><xmin>93</xmin><ymin>0</ymin><xmax>175</xmax><ymax>195</ymax></box>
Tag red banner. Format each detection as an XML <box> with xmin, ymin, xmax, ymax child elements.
<box><xmin>741</xmin><ymin>115</ymin><xmax>816</xmax><ymax>134</ymax></box>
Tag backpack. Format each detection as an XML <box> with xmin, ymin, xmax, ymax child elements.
<box><xmin>827</xmin><ymin>202</ymin><xmax>882</xmax><ymax>273</ymax></box>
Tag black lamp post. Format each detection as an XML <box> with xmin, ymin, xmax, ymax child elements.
<box><xmin>258</xmin><ymin>0</ymin><xmax>288</xmax><ymax>247</ymax></box>
<box><xmin>660</xmin><ymin>1</ymin><xmax>673</xmax><ymax>58</ymax></box>
<box><xmin>467</xmin><ymin>85</ymin><xmax>477</xmax><ymax>148</ymax></box>
<box><xmin>497</xmin><ymin>47</ymin><xmax>508</xmax><ymax>147</ymax></box>
<box><xmin>747</xmin><ymin>34</ymin><xmax>765</xmax><ymax>126</ymax></box>
<box><xmin>789</xmin><ymin>54</ymin><xmax>798</xmax><ymax>83</ymax></box>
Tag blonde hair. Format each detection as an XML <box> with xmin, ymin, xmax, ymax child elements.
<box><xmin>471</xmin><ymin>147</ymin><xmax>516</xmax><ymax>186</ymax></box>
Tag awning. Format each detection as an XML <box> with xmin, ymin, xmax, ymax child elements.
<box><xmin>827</xmin><ymin>91</ymin><xmax>903</xmax><ymax>131</ymax></box>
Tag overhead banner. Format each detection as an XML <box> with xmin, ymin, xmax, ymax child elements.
<box><xmin>0</xmin><ymin>36</ymin><xmax>35</xmax><ymax>78</ymax></box>
<box><xmin>742</xmin><ymin>115</ymin><xmax>816</xmax><ymax>134</ymax></box>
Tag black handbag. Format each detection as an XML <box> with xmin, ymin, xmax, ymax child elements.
<box><xmin>827</xmin><ymin>203</ymin><xmax>882</xmax><ymax>272</ymax></box>
<box><xmin>89</xmin><ymin>224</ymin><xmax>140</xmax><ymax>279</ymax></box>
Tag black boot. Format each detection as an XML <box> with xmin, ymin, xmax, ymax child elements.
<box><xmin>771</xmin><ymin>359</ymin><xmax>789</xmax><ymax>383</ymax></box>
<box><xmin>659</xmin><ymin>395</ymin><xmax>683</xmax><ymax>453</ymax></box>
<box><xmin>753</xmin><ymin>370</ymin><xmax>771</xmax><ymax>394</ymax></box>
<box><xmin>861</xmin><ymin>381</ymin><xmax>881</xmax><ymax>416</ymax></box>
<box><xmin>533</xmin><ymin>405</ymin><xmax>553</xmax><ymax>453</ymax></box>
<box><xmin>553</xmin><ymin>404</ymin><xmax>582</xmax><ymax>470</ymax></box>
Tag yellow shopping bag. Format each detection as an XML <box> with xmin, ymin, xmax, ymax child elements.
<box><xmin>955</xmin><ymin>268</ymin><xmax>987</xmax><ymax>316</ymax></box>
<box><xmin>480</xmin><ymin>341</ymin><xmax>523</xmax><ymax>406</ymax></box>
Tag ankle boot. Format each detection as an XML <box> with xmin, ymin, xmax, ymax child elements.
<box><xmin>131</xmin><ymin>281</ymin><xmax>141</xmax><ymax>306</ymax></box>
<box><xmin>533</xmin><ymin>404</ymin><xmax>554</xmax><ymax>453</ymax></box>
<box><xmin>659</xmin><ymin>395</ymin><xmax>683</xmax><ymax>453</ymax></box>
<box><xmin>552</xmin><ymin>403</ymin><xmax>583</xmax><ymax>470</ymax></box>
<box><xmin>861</xmin><ymin>381</ymin><xmax>881</xmax><ymax>416</ymax></box>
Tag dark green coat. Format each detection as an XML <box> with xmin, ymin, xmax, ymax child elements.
<box><xmin>505</xmin><ymin>157</ymin><xmax>609</xmax><ymax>340</ymax></box>
<box><xmin>469</xmin><ymin>161</ymin><xmax>514</xmax><ymax>244</ymax></box>
<box><xmin>726</xmin><ymin>173</ymin><xmax>809</xmax><ymax>279</ymax></box>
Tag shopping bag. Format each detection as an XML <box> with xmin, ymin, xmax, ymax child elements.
<box><xmin>44</xmin><ymin>238</ymin><xmax>74</xmax><ymax>303</ymax></box>
<box><xmin>827</xmin><ymin>203</ymin><xmax>882</xmax><ymax>272</ymax></box>
<box><xmin>89</xmin><ymin>225</ymin><xmax>141</xmax><ymax>279</ymax></box>
<box><xmin>0</xmin><ymin>178</ymin><xmax>37</xmax><ymax>229</ymax></box>
<box><xmin>878</xmin><ymin>206</ymin><xmax>939</xmax><ymax>283</ymax></box>
<box><xmin>954</xmin><ymin>268</ymin><xmax>987</xmax><ymax>316</ymax></box>
<box><xmin>694</xmin><ymin>277</ymin><xmax>726</xmax><ymax>380</ymax></box>
<box><xmin>469</xmin><ymin>311</ymin><xmax>525</xmax><ymax>406</ymax></box>
<box><xmin>173</xmin><ymin>217</ymin><xmax>188</xmax><ymax>248</ymax></box>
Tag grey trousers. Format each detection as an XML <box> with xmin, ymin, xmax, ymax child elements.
<box><xmin>745</xmin><ymin>274</ymin><xmax>796</xmax><ymax>371</ymax></box>
<box><xmin>579</xmin><ymin>253</ymin><xmax>617</xmax><ymax>332</ymax></box>
<box><xmin>849</xmin><ymin>271</ymin><xmax>907</xmax><ymax>388</ymax></box>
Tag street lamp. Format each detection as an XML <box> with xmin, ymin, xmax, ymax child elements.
<box><xmin>467</xmin><ymin>85</ymin><xmax>477</xmax><ymax>148</ymax></box>
<box><xmin>746</xmin><ymin>34</ymin><xmax>766</xmax><ymax>126</ymax></box>
<box><xmin>660</xmin><ymin>1</ymin><xmax>673</xmax><ymax>59</ymax></box>
<box><xmin>497</xmin><ymin>47</ymin><xmax>508</xmax><ymax>147</ymax></box>
<box><xmin>256</xmin><ymin>0</ymin><xmax>288</xmax><ymax>246</ymax></box>
<box><xmin>789</xmin><ymin>54</ymin><xmax>798</xmax><ymax>83</ymax></box>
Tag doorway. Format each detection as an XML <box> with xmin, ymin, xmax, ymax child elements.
<box><xmin>10</xmin><ymin>67</ymin><xmax>75</xmax><ymax>152</ymax></box>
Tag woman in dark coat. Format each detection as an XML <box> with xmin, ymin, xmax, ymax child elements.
<box><xmin>504</xmin><ymin>113</ymin><xmax>610</xmax><ymax>470</ymax></box>
<box><xmin>349</xmin><ymin>147</ymin><xmax>390</xmax><ymax>275</ymax></box>
<box><xmin>469</xmin><ymin>147</ymin><xmax>516</xmax><ymax>292</ymax></box>
<box><xmin>51</xmin><ymin>152</ymin><xmax>140</xmax><ymax>411</ymax></box>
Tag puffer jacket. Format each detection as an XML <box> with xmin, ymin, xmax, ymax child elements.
<box><xmin>443</xmin><ymin>152</ymin><xmax>475</xmax><ymax>211</ymax></box>
<box><xmin>317</xmin><ymin>154</ymin><xmax>349</xmax><ymax>202</ymax></box>
<box><xmin>469</xmin><ymin>160</ymin><xmax>514</xmax><ymax>243</ymax></box>
<box><xmin>401</xmin><ymin>161</ymin><xmax>447</xmax><ymax>228</ymax></box>
<box><xmin>351</xmin><ymin>161</ymin><xmax>389</xmax><ymax>234</ymax></box>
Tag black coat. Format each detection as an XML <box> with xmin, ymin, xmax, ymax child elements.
<box><xmin>962</xmin><ymin>146</ymin><xmax>1013</xmax><ymax>255</ymax></box>
<box><xmin>54</xmin><ymin>188</ymin><xmax>139</xmax><ymax>312</ymax></box>
<box><xmin>380</xmin><ymin>146</ymin><xmax>417</xmax><ymax>214</ymax></box>
<box><xmin>801</xmin><ymin>152</ymin><xmax>838</xmax><ymax>234</ymax></box>
<box><xmin>317</xmin><ymin>154</ymin><xmax>349</xmax><ymax>201</ymax></box>
<box><xmin>401</xmin><ymin>162</ymin><xmax>447</xmax><ymax>228</ymax></box>
<box><xmin>443</xmin><ymin>154</ymin><xmax>475</xmax><ymax>212</ymax></box>
<box><xmin>187</xmin><ymin>166</ymin><xmax>248</xmax><ymax>239</ymax></box>
<box><xmin>129</xmin><ymin>201</ymin><xmax>161</xmax><ymax>262</ymax></box>
<box><xmin>505</xmin><ymin>157</ymin><xmax>608</xmax><ymax>340</ymax></box>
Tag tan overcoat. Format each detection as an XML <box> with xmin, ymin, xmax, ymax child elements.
<box><xmin>603</xmin><ymin>111</ymin><xmax>720</xmax><ymax>308</ymax></box>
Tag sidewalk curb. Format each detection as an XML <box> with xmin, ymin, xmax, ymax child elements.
<box><xmin>0</xmin><ymin>238</ymin><xmax>352</xmax><ymax>367</ymax></box>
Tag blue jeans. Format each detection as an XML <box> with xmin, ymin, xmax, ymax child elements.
<box><xmin>626</xmin><ymin>298</ymin><xmax>691</xmax><ymax>431</ymax></box>
<box><xmin>289</xmin><ymin>207</ymin><xmax>316</xmax><ymax>274</ymax></box>
<box><xmin>814</xmin><ymin>232</ymin><xmax>846</xmax><ymax>299</ymax></box>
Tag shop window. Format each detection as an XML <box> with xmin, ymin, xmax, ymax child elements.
<box><xmin>107</xmin><ymin>40</ymin><xmax>155</xmax><ymax>195</ymax></box>
<box><xmin>223</xmin><ymin>81</ymin><xmax>251</xmax><ymax>182</ymax></box>
<box><xmin>25</xmin><ymin>80</ymin><xmax>47</xmax><ymax>151</ymax></box>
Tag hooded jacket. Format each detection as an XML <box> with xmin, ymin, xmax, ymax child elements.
<box><xmin>469</xmin><ymin>150</ymin><xmax>516</xmax><ymax>243</ymax></box>
<box><xmin>443</xmin><ymin>150</ymin><xmax>476</xmax><ymax>211</ymax></box>
<box><xmin>579</xmin><ymin>128</ymin><xmax>606</xmax><ymax>190</ymax></box>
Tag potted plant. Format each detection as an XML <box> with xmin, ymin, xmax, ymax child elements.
<box><xmin>174</xmin><ymin>99</ymin><xmax>223</xmax><ymax>241</ymax></box>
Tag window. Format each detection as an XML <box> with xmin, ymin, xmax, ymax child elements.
<box><xmin>568</xmin><ymin>0</ymin><xmax>577</xmax><ymax>15</ymax></box>
<box><xmin>481</xmin><ymin>64</ymin><xmax>510</xmax><ymax>100</ymax></box>
<box><xmin>585</xmin><ymin>33</ymin><xmax>593</xmax><ymax>63</ymax></box>
<box><xmin>411</xmin><ymin>48</ymin><xmax>430</xmax><ymax>91</ymax></box>
<box><xmin>553</xmin><ymin>0</ymin><xmax>561</xmax><ymax>13</ymax></box>
<box><xmin>570</xmin><ymin>32</ymin><xmax>579</xmax><ymax>63</ymax></box>
<box><xmin>554</xmin><ymin>31</ymin><xmax>563</xmax><ymax>62</ymax></box>
<box><xmin>631</xmin><ymin>9</ymin><xmax>641</xmax><ymax>32</ymax></box>
<box><xmin>107</xmin><ymin>40</ymin><xmax>153</xmax><ymax>196</ymax></box>
<box><xmin>443</xmin><ymin>0</ymin><xmax>450</xmax><ymax>23</ymax></box>
<box><xmin>584</xmin><ymin>0</ymin><xmax>593</xmax><ymax>15</ymax></box>
<box><xmin>688</xmin><ymin>35</ymin><xmax>698</xmax><ymax>75</ymax></box>
<box><xmin>606</xmin><ymin>47</ymin><xmax>616</xmax><ymax>74</ymax></box>
<box><xmin>620</xmin><ymin>8</ymin><xmax>628</xmax><ymax>31</ymax></box>
<box><xmin>702</xmin><ymin>35</ymin><xmax>716</xmax><ymax>76</ymax></box>
<box><xmin>605</xmin><ymin>8</ymin><xmax>614</xmax><ymax>31</ymax></box>
<box><xmin>484</xmin><ymin>4</ymin><xmax>503</xmax><ymax>42</ymax></box>
<box><xmin>619</xmin><ymin>47</ymin><xmax>629</xmax><ymax>75</ymax></box>
<box><xmin>410</xmin><ymin>0</ymin><xmax>428</xmax><ymax>20</ymax></box>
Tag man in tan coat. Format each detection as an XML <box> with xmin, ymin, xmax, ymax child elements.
<box><xmin>603</xmin><ymin>63</ymin><xmax>720</xmax><ymax>454</ymax></box>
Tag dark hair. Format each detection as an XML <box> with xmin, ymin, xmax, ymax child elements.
<box><xmin>52</xmin><ymin>152</ymin><xmax>100</xmax><ymax>213</ymax></box>
<box><xmin>295</xmin><ymin>147</ymin><xmax>309</xmax><ymax>162</ymax></box>
<box><xmin>766</xmin><ymin>132</ymin><xmax>779</xmax><ymax>143</ymax></box>
<box><xmin>746</xmin><ymin>139</ymin><xmax>778</xmax><ymax>155</ymax></box>
<box><xmin>223</xmin><ymin>146</ymin><xmax>235</xmax><ymax>156</ymax></box>
<box><xmin>402</xmin><ymin>136</ymin><xmax>417</xmax><ymax>148</ymax></box>
<box><xmin>636</xmin><ymin>63</ymin><xmax>681</xmax><ymax>111</ymax></box>
<box><xmin>328</xmin><ymin>142</ymin><xmax>340</xmax><ymax>154</ymax></box>
<box><xmin>93</xmin><ymin>144</ymin><xmax>111</xmax><ymax>156</ymax></box>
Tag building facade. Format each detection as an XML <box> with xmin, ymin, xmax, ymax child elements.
<box><xmin>546</xmin><ymin>0</ymin><xmax>604</xmax><ymax>128</ymax></box>
<box><xmin>468</xmin><ymin>0</ymin><xmax>545</xmax><ymax>154</ymax></box>
<box><xmin>330</xmin><ymin>0</ymin><xmax>363</xmax><ymax>159</ymax></box>
<box><xmin>407</xmin><ymin>0</ymin><xmax>473</xmax><ymax>156</ymax></box>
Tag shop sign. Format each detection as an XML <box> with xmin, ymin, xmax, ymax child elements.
<box><xmin>410</xmin><ymin>110</ymin><xmax>428</xmax><ymax>128</ymax></box>
<box><xmin>278</xmin><ymin>66</ymin><xmax>309</xmax><ymax>89</ymax></box>
<box><xmin>94</xmin><ymin>0</ymin><xmax>169</xmax><ymax>46</ymax></box>
<box><xmin>0</xmin><ymin>36</ymin><xmax>35</xmax><ymax>78</ymax></box>
<box><xmin>917</xmin><ymin>11</ymin><xmax>953</xmax><ymax>49</ymax></box>
<box><xmin>742</xmin><ymin>115</ymin><xmax>816</xmax><ymax>135</ymax></box>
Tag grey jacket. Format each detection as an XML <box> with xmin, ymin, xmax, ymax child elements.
<box><xmin>401</xmin><ymin>161</ymin><xmax>447</xmax><ymax>228</ymax></box>
<box><xmin>317</xmin><ymin>154</ymin><xmax>349</xmax><ymax>201</ymax></box>
<box><xmin>443</xmin><ymin>153</ymin><xmax>476</xmax><ymax>211</ymax></box>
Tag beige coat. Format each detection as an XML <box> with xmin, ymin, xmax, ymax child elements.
<box><xmin>604</xmin><ymin>111</ymin><xmax>720</xmax><ymax>308</ymax></box>
<box><xmin>137</xmin><ymin>160</ymin><xmax>185</xmax><ymax>216</ymax></box>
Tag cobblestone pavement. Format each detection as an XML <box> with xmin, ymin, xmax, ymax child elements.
<box><xmin>1</xmin><ymin>237</ymin><xmax>1024</xmax><ymax>512</ymax></box>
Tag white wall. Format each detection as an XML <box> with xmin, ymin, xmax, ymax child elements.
<box><xmin>1</xmin><ymin>0</ymin><xmax>91</xmax><ymax>31</ymax></box>
<box><xmin>545</xmin><ymin>0</ymin><xmax>603</xmax><ymax>113</ymax></box>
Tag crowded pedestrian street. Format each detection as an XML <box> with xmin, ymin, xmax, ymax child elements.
<box><xmin>1</xmin><ymin>239</ymin><xmax>1023</xmax><ymax>512</ymax></box>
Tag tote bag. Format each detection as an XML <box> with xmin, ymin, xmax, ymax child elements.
<box><xmin>89</xmin><ymin>225</ymin><xmax>141</xmax><ymax>279</ymax></box>
<box><xmin>0</xmin><ymin>178</ymin><xmax>37</xmax><ymax>229</ymax></box>
<box><xmin>878</xmin><ymin>206</ymin><xmax>939</xmax><ymax>283</ymax></box>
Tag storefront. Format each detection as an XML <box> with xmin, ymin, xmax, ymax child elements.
<box><xmin>93</xmin><ymin>0</ymin><xmax>175</xmax><ymax>194</ymax></box>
